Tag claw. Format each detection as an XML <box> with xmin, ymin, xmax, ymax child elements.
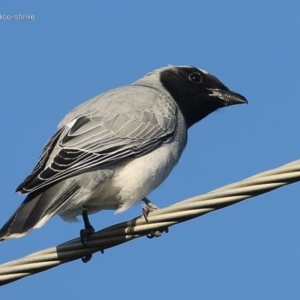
<box><xmin>81</xmin><ymin>254</ymin><xmax>92</xmax><ymax>263</ymax></box>
<box><xmin>146</xmin><ymin>227</ymin><xmax>169</xmax><ymax>239</ymax></box>
<box><xmin>142</xmin><ymin>197</ymin><xmax>159</xmax><ymax>221</ymax></box>
<box><xmin>142</xmin><ymin>198</ymin><xmax>169</xmax><ymax>238</ymax></box>
<box><xmin>80</xmin><ymin>227</ymin><xmax>95</xmax><ymax>247</ymax></box>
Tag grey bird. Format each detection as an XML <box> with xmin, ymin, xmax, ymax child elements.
<box><xmin>0</xmin><ymin>66</ymin><xmax>247</xmax><ymax>242</ymax></box>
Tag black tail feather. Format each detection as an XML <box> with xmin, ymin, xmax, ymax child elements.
<box><xmin>0</xmin><ymin>181</ymin><xmax>79</xmax><ymax>241</ymax></box>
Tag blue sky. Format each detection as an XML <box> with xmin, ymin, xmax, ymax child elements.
<box><xmin>1</xmin><ymin>1</ymin><xmax>300</xmax><ymax>299</ymax></box>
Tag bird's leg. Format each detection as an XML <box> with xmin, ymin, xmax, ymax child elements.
<box><xmin>142</xmin><ymin>197</ymin><xmax>159</xmax><ymax>221</ymax></box>
<box><xmin>142</xmin><ymin>197</ymin><xmax>169</xmax><ymax>239</ymax></box>
<box><xmin>80</xmin><ymin>207</ymin><xmax>95</xmax><ymax>263</ymax></box>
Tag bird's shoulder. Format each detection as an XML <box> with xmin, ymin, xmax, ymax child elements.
<box><xmin>59</xmin><ymin>85</ymin><xmax>177</xmax><ymax>129</ymax></box>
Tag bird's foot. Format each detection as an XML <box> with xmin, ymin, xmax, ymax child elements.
<box><xmin>80</xmin><ymin>226</ymin><xmax>95</xmax><ymax>247</ymax></box>
<box><xmin>80</xmin><ymin>209</ymin><xmax>95</xmax><ymax>263</ymax></box>
<box><xmin>142</xmin><ymin>197</ymin><xmax>159</xmax><ymax>221</ymax></box>
<box><xmin>142</xmin><ymin>197</ymin><xmax>169</xmax><ymax>239</ymax></box>
<box><xmin>146</xmin><ymin>227</ymin><xmax>169</xmax><ymax>239</ymax></box>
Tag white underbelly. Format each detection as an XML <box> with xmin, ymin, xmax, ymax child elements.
<box><xmin>112</xmin><ymin>140</ymin><xmax>184</xmax><ymax>212</ymax></box>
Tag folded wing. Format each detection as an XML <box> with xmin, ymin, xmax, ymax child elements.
<box><xmin>17</xmin><ymin>86</ymin><xmax>177</xmax><ymax>194</ymax></box>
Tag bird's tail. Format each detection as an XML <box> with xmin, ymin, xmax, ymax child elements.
<box><xmin>0</xmin><ymin>181</ymin><xmax>78</xmax><ymax>241</ymax></box>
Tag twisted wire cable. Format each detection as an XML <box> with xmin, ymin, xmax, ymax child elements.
<box><xmin>0</xmin><ymin>159</ymin><xmax>299</xmax><ymax>286</ymax></box>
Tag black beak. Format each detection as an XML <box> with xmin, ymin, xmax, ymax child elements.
<box><xmin>208</xmin><ymin>89</ymin><xmax>248</xmax><ymax>106</ymax></box>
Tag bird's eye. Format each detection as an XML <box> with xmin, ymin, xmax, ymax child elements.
<box><xmin>189</xmin><ymin>72</ymin><xmax>202</xmax><ymax>84</ymax></box>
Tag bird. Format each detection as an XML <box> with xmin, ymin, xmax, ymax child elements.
<box><xmin>0</xmin><ymin>65</ymin><xmax>247</xmax><ymax>242</ymax></box>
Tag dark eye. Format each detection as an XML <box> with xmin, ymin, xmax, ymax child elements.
<box><xmin>189</xmin><ymin>72</ymin><xmax>202</xmax><ymax>83</ymax></box>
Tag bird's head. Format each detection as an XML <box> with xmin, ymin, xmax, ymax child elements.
<box><xmin>144</xmin><ymin>66</ymin><xmax>247</xmax><ymax>128</ymax></box>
